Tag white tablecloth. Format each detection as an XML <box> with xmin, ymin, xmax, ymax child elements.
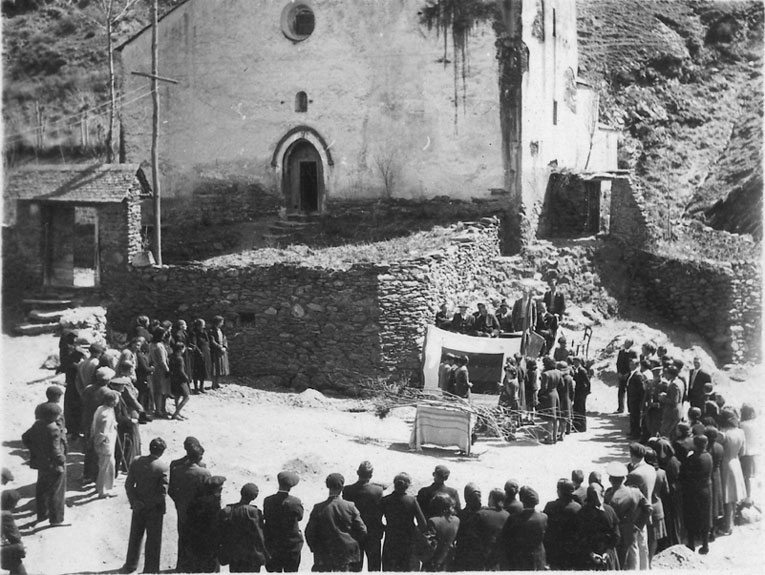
<box><xmin>408</xmin><ymin>404</ymin><xmax>475</xmax><ymax>455</ymax></box>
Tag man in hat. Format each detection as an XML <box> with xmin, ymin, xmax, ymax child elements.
<box><xmin>497</xmin><ymin>485</ymin><xmax>547</xmax><ymax>570</ymax></box>
<box><xmin>21</xmin><ymin>403</ymin><xmax>67</xmax><ymax>526</ymax></box>
<box><xmin>575</xmin><ymin>482</ymin><xmax>620</xmax><ymax>570</ymax></box>
<box><xmin>342</xmin><ymin>462</ymin><xmax>384</xmax><ymax>571</ymax></box>
<box><xmin>438</xmin><ymin>354</ymin><xmax>457</xmax><ymax>393</ymax></box>
<box><xmin>626</xmin><ymin>443</ymin><xmax>655</xmax><ymax>569</ymax></box>
<box><xmin>687</xmin><ymin>356</ymin><xmax>712</xmax><ymax>410</ymax></box>
<box><xmin>380</xmin><ymin>472</ymin><xmax>426</xmax><ymax>571</ymax></box>
<box><xmin>473</xmin><ymin>303</ymin><xmax>500</xmax><ymax>337</ymax></box>
<box><xmin>543</xmin><ymin>273</ymin><xmax>566</xmax><ymax>317</ymax></box>
<box><xmin>453</xmin><ymin>355</ymin><xmax>472</xmax><ymax>399</ymax></box>
<box><xmin>534</xmin><ymin>301</ymin><xmax>559</xmax><ymax>356</ymax></box>
<box><xmin>454</xmin><ymin>483</ymin><xmax>484</xmax><ymax>571</ymax></box>
<box><xmin>543</xmin><ymin>479</ymin><xmax>582</xmax><ymax>569</ymax></box>
<box><xmin>417</xmin><ymin>465</ymin><xmax>462</xmax><ymax>518</ymax></box>
<box><xmin>35</xmin><ymin>386</ymin><xmax>68</xmax><ymax>454</ymax></box>
<box><xmin>263</xmin><ymin>471</ymin><xmax>304</xmax><ymax>572</ymax></box>
<box><xmin>495</xmin><ymin>299</ymin><xmax>514</xmax><ymax>333</ymax></box>
<box><xmin>605</xmin><ymin>461</ymin><xmax>651</xmax><ymax>570</ymax></box>
<box><xmin>122</xmin><ymin>437</ymin><xmax>169</xmax><ymax>574</ymax></box>
<box><xmin>305</xmin><ymin>473</ymin><xmax>367</xmax><ymax>572</ymax></box>
<box><xmin>169</xmin><ymin>436</ymin><xmax>211</xmax><ymax>572</ymax></box>
<box><xmin>450</xmin><ymin>305</ymin><xmax>475</xmax><ymax>335</ymax></box>
<box><xmin>219</xmin><ymin>483</ymin><xmax>269</xmax><ymax>573</ymax></box>
<box><xmin>75</xmin><ymin>342</ymin><xmax>106</xmax><ymax>396</ymax></box>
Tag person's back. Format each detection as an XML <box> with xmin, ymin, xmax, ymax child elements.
<box><xmin>542</xmin><ymin>482</ymin><xmax>581</xmax><ymax>570</ymax></box>
<box><xmin>305</xmin><ymin>493</ymin><xmax>366</xmax><ymax>570</ymax></box>
<box><xmin>220</xmin><ymin>501</ymin><xmax>268</xmax><ymax>570</ymax></box>
<box><xmin>417</xmin><ymin>483</ymin><xmax>461</xmax><ymax>518</ymax></box>
<box><xmin>501</xmin><ymin>508</ymin><xmax>547</xmax><ymax>570</ymax></box>
<box><xmin>169</xmin><ymin>457</ymin><xmax>210</xmax><ymax>518</ymax></box>
<box><xmin>342</xmin><ymin>480</ymin><xmax>383</xmax><ymax>536</ymax></box>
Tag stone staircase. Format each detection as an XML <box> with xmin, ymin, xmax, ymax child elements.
<box><xmin>262</xmin><ymin>213</ymin><xmax>320</xmax><ymax>245</ymax></box>
<box><xmin>14</xmin><ymin>290</ymin><xmax>84</xmax><ymax>336</ymax></box>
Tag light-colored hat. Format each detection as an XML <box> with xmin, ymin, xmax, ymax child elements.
<box><xmin>606</xmin><ymin>461</ymin><xmax>628</xmax><ymax>478</ymax></box>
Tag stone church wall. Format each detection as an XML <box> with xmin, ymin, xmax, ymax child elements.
<box><xmin>106</xmin><ymin>219</ymin><xmax>501</xmax><ymax>393</ymax></box>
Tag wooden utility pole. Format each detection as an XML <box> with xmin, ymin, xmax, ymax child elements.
<box><xmin>151</xmin><ymin>0</ymin><xmax>162</xmax><ymax>265</ymax></box>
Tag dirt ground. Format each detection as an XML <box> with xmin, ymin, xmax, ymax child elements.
<box><xmin>1</xmin><ymin>318</ymin><xmax>763</xmax><ymax>574</ymax></box>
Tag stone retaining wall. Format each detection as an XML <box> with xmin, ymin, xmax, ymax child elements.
<box><xmin>628</xmin><ymin>251</ymin><xmax>762</xmax><ymax>364</ymax></box>
<box><xmin>107</xmin><ymin>219</ymin><xmax>501</xmax><ymax>392</ymax></box>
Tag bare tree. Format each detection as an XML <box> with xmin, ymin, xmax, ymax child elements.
<box><xmin>374</xmin><ymin>143</ymin><xmax>400</xmax><ymax>199</ymax></box>
<box><xmin>92</xmin><ymin>0</ymin><xmax>141</xmax><ymax>163</ymax></box>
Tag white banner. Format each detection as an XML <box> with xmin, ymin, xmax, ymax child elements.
<box><xmin>421</xmin><ymin>325</ymin><xmax>523</xmax><ymax>391</ymax></box>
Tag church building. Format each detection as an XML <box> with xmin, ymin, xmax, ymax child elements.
<box><xmin>118</xmin><ymin>0</ymin><xmax>617</xmax><ymax>239</ymax></box>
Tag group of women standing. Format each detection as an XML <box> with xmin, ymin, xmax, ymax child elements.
<box><xmin>134</xmin><ymin>314</ymin><xmax>230</xmax><ymax>421</ymax></box>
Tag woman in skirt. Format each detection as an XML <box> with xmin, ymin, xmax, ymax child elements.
<box><xmin>208</xmin><ymin>315</ymin><xmax>230</xmax><ymax>390</ymax></box>
<box><xmin>169</xmin><ymin>342</ymin><xmax>191</xmax><ymax>420</ymax></box>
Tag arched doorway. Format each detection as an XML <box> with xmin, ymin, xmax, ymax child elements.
<box><xmin>283</xmin><ymin>140</ymin><xmax>323</xmax><ymax>213</ymax></box>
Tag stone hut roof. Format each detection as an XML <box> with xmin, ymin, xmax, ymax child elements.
<box><xmin>5</xmin><ymin>164</ymin><xmax>152</xmax><ymax>204</ymax></box>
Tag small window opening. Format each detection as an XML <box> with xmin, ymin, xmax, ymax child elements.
<box><xmin>295</xmin><ymin>7</ymin><xmax>315</xmax><ymax>36</ymax></box>
<box><xmin>553</xmin><ymin>100</ymin><xmax>558</xmax><ymax>125</ymax></box>
<box><xmin>295</xmin><ymin>91</ymin><xmax>308</xmax><ymax>113</ymax></box>
<box><xmin>552</xmin><ymin>8</ymin><xmax>557</xmax><ymax>37</ymax></box>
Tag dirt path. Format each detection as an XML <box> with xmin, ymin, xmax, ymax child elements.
<box><xmin>1</xmin><ymin>323</ymin><xmax>763</xmax><ymax>574</ymax></box>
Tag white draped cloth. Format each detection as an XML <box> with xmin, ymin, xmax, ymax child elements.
<box><xmin>409</xmin><ymin>404</ymin><xmax>475</xmax><ymax>455</ymax></box>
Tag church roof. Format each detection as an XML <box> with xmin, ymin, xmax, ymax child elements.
<box><xmin>5</xmin><ymin>164</ymin><xmax>152</xmax><ymax>204</ymax></box>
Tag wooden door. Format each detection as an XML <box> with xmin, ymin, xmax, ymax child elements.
<box><xmin>286</xmin><ymin>141</ymin><xmax>322</xmax><ymax>213</ymax></box>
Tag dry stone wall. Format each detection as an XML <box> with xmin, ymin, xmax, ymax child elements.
<box><xmin>628</xmin><ymin>252</ymin><xmax>762</xmax><ymax>364</ymax></box>
<box><xmin>107</xmin><ymin>219</ymin><xmax>500</xmax><ymax>392</ymax></box>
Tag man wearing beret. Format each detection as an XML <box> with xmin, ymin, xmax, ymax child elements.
<box><xmin>219</xmin><ymin>483</ymin><xmax>269</xmax><ymax>573</ymax></box>
<box><xmin>305</xmin><ymin>473</ymin><xmax>367</xmax><ymax>572</ymax></box>
<box><xmin>605</xmin><ymin>461</ymin><xmax>651</xmax><ymax>570</ymax></box>
<box><xmin>342</xmin><ymin>462</ymin><xmax>384</xmax><ymax>571</ymax></box>
<box><xmin>122</xmin><ymin>437</ymin><xmax>169</xmax><ymax>574</ymax></box>
<box><xmin>417</xmin><ymin>465</ymin><xmax>462</xmax><ymax>519</ymax></box>
<box><xmin>263</xmin><ymin>471</ymin><xmax>304</xmax><ymax>572</ymax></box>
<box><xmin>497</xmin><ymin>485</ymin><xmax>547</xmax><ymax>570</ymax></box>
<box><xmin>21</xmin><ymin>403</ymin><xmax>67</xmax><ymax>526</ymax></box>
<box><xmin>34</xmin><ymin>386</ymin><xmax>68</xmax><ymax>454</ymax></box>
<box><xmin>169</xmin><ymin>436</ymin><xmax>211</xmax><ymax>572</ymax></box>
<box><xmin>543</xmin><ymin>479</ymin><xmax>582</xmax><ymax>569</ymax></box>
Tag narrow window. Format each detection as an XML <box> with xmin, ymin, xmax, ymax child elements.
<box><xmin>552</xmin><ymin>8</ymin><xmax>557</xmax><ymax>37</ymax></box>
<box><xmin>553</xmin><ymin>100</ymin><xmax>558</xmax><ymax>125</ymax></box>
<box><xmin>295</xmin><ymin>91</ymin><xmax>308</xmax><ymax>113</ymax></box>
<box><xmin>294</xmin><ymin>6</ymin><xmax>315</xmax><ymax>36</ymax></box>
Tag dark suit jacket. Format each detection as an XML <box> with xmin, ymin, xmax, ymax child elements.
<box><xmin>543</xmin><ymin>289</ymin><xmax>566</xmax><ymax>316</ymax></box>
<box><xmin>616</xmin><ymin>349</ymin><xmax>631</xmax><ymax>376</ymax></box>
<box><xmin>450</xmin><ymin>313</ymin><xmax>475</xmax><ymax>335</ymax></box>
<box><xmin>543</xmin><ymin>498</ymin><xmax>582</xmax><ymax>567</ymax></box>
<box><xmin>626</xmin><ymin>370</ymin><xmax>644</xmax><ymax>402</ymax></box>
<box><xmin>476</xmin><ymin>507</ymin><xmax>510</xmax><ymax>569</ymax></box>
<box><xmin>305</xmin><ymin>495</ymin><xmax>367</xmax><ymax>568</ymax></box>
<box><xmin>417</xmin><ymin>483</ymin><xmax>462</xmax><ymax>518</ymax></box>
<box><xmin>126</xmin><ymin>454</ymin><xmax>169</xmax><ymax>512</ymax></box>
<box><xmin>342</xmin><ymin>480</ymin><xmax>384</xmax><ymax>537</ymax></box>
<box><xmin>498</xmin><ymin>508</ymin><xmax>548</xmax><ymax>571</ymax></box>
<box><xmin>168</xmin><ymin>457</ymin><xmax>211</xmax><ymax>520</ymax></box>
<box><xmin>425</xmin><ymin>515</ymin><xmax>460</xmax><ymax>571</ymax></box>
<box><xmin>22</xmin><ymin>420</ymin><xmax>66</xmax><ymax>472</ymax></box>
<box><xmin>380</xmin><ymin>491</ymin><xmax>426</xmax><ymax>546</ymax></box>
<box><xmin>688</xmin><ymin>369</ymin><xmax>712</xmax><ymax>408</ymax></box>
<box><xmin>474</xmin><ymin>313</ymin><xmax>500</xmax><ymax>335</ymax></box>
<box><xmin>263</xmin><ymin>491</ymin><xmax>304</xmax><ymax>552</ymax></box>
<box><xmin>219</xmin><ymin>502</ymin><xmax>269</xmax><ymax>566</ymax></box>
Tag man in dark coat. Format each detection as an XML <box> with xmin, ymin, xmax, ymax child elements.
<box><xmin>450</xmin><ymin>305</ymin><xmax>474</xmax><ymax>335</ymax></box>
<box><xmin>342</xmin><ymin>462</ymin><xmax>383</xmax><ymax>572</ymax></box>
<box><xmin>542</xmin><ymin>479</ymin><xmax>581</xmax><ymax>569</ymax></box>
<box><xmin>625</xmin><ymin>351</ymin><xmax>643</xmax><ymax>439</ymax></box>
<box><xmin>423</xmin><ymin>493</ymin><xmax>460</xmax><ymax>571</ymax></box>
<box><xmin>557</xmin><ymin>362</ymin><xmax>574</xmax><ymax>439</ymax></box>
<box><xmin>122</xmin><ymin>437</ymin><xmax>169</xmax><ymax>574</ymax></box>
<box><xmin>571</xmin><ymin>356</ymin><xmax>591</xmax><ymax>432</ymax></box>
<box><xmin>21</xmin><ymin>403</ymin><xmax>67</xmax><ymax>525</ymax></box>
<box><xmin>687</xmin><ymin>357</ymin><xmax>712</xmax><ymax>409</ymax></box>
<box><xmin>497</xmin><ymin>486</ymin><xmax>547</xmax><ymax>571</ymax></box>
<box><xmin>417</xmin><ymin>465</ymin><xmax>462</xmax><ymax>518</ymax></box>
<box><xmin>263</xmin><ymin>471</ymin><xmax>304</xmax><ymax>573</ymax></box>
<box><xmin>305</xmin><ymin>473</ymin><xmax>367</xmax><ymax>572</ymax></box>
<box><xmin>680</xmin><ymin>435</ymin><xmax>713</xmax><ymax>554</ymax></box>
<box><xmin>534</xmin><ymin>302</ymin><xmax>559</xmax><ymax>356</ymax></box>
<box><xmin>1</xmin><ymin>489</ymin><xmax>26</xmax><ymax>575</ymax></box>
<box><xmin>476</xmin><ymin>489</ymin><xmax>510</xmax><ymax>570</ymax></box>
<box><xmin>454</xmin><ymin>483</ymin><xmax>484</xmax><ymax>571</ymax></box>
<box><xmin>495</xmin><ymin>300</ymin><xmax>514</xmax><ymax>333</ymax></box>
<box><xmin>168</xmin><ymin>436</ymin><xmax>211</xmax><ymax>572</ymax></box>
<box><xmin>503</xmin><ymin>479</ymin><xmax>524</xmax><ymax>516</ymax></box>
<box><xmin>219</xmin><ymin>483</ymin><xmax>269</xmax><ymax>573</ymax></box>
<box><xmin>575</xmin><ymin>483</ymin><xmax>620</xmax><ymax>570</ymax></box>
<box><xmin>380</xmin><ymin>472</ymin><xmax>426</xmax><ymax>572</ymax></box>
<box><xmin>473</xmin><ymin>303</ymin><xmax>500</xmax><ymax>337</ymax></box>
<box><xmin>615</xmin><ymin>339</ymin><xmax>634</xmax><ymax>413</ymax></box>
<box><xmin>543</xmin><ymin>275</ymin><xmax>566</xmax><ymax>317</ymax></box>
<box><xmin>34</xmin><ymin>386</ymin><xmax>67</xmax><ymax>455</ymax></box>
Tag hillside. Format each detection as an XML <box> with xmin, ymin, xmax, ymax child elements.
<box><xmin>577</xmin><ymin>0</ymin><xmax>763</xmax><ymax>240</ymax></box>
<box><xmin>2</xmin><ymin>0</ymin><xmax>763</xmax><ymax>241</ymax></box>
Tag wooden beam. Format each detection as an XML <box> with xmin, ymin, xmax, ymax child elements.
<box><xmin>131</xmin><ymin>70</ymin><xmax>179</xmax><ymax>85</ymax></box>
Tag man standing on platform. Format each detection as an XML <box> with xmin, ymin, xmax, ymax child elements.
<box><xmin>122</xmin><ymin>437</ymin><xmax>169</xmax><ymax>574</ymax></box>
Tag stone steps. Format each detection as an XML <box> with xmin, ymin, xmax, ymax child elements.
<box><xmin>22</xmin><ymin>298</ymin><xmax>74</xmax><ymax>309</ymax></box>
<box><xmin>28</xmin><ymin>308</ymin><xmax>72</xmax><ymax>322</ymax></box>
<box><xmin>15</xmin><ymin>322</ymin><xmax>60</xmax><ymax>336</ymax></box>
<box><xmin>263</xmin><ymin>216</ymin><xmax>321</xmax><ymax>245</ymax></box>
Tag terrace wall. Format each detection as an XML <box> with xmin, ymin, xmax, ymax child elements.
<box><xmin>106</xmin><ymin>219</ymin><xmax>501</xmax><ymax>393</ymax></box>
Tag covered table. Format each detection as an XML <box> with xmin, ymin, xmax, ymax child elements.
<box><xmin>408</xmin><ymin>403</ymin><xmax>476</xmax><ymax>455</ymax></box>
